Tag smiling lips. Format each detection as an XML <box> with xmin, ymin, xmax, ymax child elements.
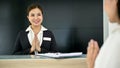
<box><xmin>33</xmin><ymin>19</ymin><xmax>40</xmax><ymax>24</ymax></box>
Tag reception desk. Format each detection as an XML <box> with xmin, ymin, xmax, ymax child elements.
<box><xmin>0</xmin><ymin>55</ymin><xmax>87</xmax><ymax>68</ymax></box>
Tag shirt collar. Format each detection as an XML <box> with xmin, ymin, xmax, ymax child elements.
<box><xmin>25</xmin><ymin>25</ymin><xmax>47</xmax><ymax>32</ymax></box>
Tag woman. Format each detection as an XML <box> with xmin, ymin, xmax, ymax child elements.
<box><xmin>13</xmin><ymin>3</ymin><xmax>58</xmax><ymax>55</ymax></box>
<box><xmin>87</xmin><ymin>0</ymin><xmax>120</xmax><ymax>68</ymax></box>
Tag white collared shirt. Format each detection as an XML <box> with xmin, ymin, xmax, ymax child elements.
<box><xmin>26</xmin><ymin>25</ymin><xmax>47</xmax><ymax>54</ymax></box>
<box><xmin>95</xmin><ymin>25</ymin><xmax>120</xmax><ymax>68</ymax></box>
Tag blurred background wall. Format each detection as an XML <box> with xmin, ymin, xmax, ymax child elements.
<box><xmin>0</xmin><ymin>0</ymin><xmax>103</xmax><ymax>54</ymax></box>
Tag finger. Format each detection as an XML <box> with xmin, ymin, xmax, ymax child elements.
<box><xmin>34</xmin><ymin>36</ymin><xmax>37</xmax><ymax>40</ymax></box>
<box><xmin>32</xmin><ymin>39</ymin><xmax>35</xmax><ymax>46</ymax></box>
<box><xmin>94</xmin><ymin>41</ymin><xmax>99</xmax><ymax>51</ymax></box>
<box><xmin>87</xmin><ymin>39</ymin><xmax>94</xmax><ymax>55</ymax></box>
<box><xmin>87</xmin><ymin>42</ymin><xmax>92</xmax><ymax>64</ymax></box>
<box><xmin>87</xmin><ymin>41</ymin><xmax>90</xmax><ymax>57</ymax></box>
<box><xmin>87</xmin><ymin>39</ymin><xmax>95</xmax><ymax>54</ymax></box>
<box><xmin>87</xmin><ymin>40</ymin><xmax>94</xmax><ymax>67</ymax></box>
<box><xmin>34</xmin><ymin>34</ymin><xmax>38</xmax><ymax>40</ymax></box>
<box><xmin>36</xmin><ymin>38</ymin><xmax>40</xmax><ymax>43</ymax></box>
<box><xmin>87</xmin><ymin>40</ymin><xmax>94</xmax><ymax>60</ymax></box>
<box><xmin>92</xmin><ymin>41</ymin><xmax>99</xmax><ymax>61</ymax></box>
<box><xmin>89</xmin><ymin>39</ymin><xmax>94</xmax><ymax>54</ymax></box>
<box><xmin>94</xmin><ymin>41</ymin><xmax>99</xmax><ymax>55</ymax></box>
<box><xmin>93</xmin><ymin>41</ymin><xmax>99</xmax><ymax>53</ymax></box>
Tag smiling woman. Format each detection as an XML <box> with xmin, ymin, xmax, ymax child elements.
<box><xmin>0</xmin><ymin>0</ymin><xmax>102</xmax><ymax>55</ymax></box>
<box><xmin>12</xmin><ymin>3</ymin><xmax>58</xmax><ymax>55</ymax></box>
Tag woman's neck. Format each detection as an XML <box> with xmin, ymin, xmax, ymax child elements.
<box><xmin>114</xmin><ymin>17</ymin><xmax>120</xmax><ymax>24</ymax></box>
<box><xmin>117</xmin><ymin>18</ymin><xmax>120</xmax><ymax>24</ymax></box>
<box><xmin>31</xmin><ymin>25</ymin><xmax>41</xmax><ymax>34</ymax></box>
<box><xmin>114</xmin><ymin>13</ymin><xmax>120</xmax><ymax>24</ymax></box>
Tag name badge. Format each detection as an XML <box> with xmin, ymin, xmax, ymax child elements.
<box><xmin>43</xmin><ymin>37</ymin><xmax>51</xmax><ymax>41</ymax></box>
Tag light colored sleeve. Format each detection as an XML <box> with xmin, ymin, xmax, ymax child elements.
<box><xmin>94</xmin><ymin>32</ymin><xmax>120</xmax><ymax>68</ymax></box>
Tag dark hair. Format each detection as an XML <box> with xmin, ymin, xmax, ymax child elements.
<box><xmin>117</xmin><ymin>0</ymin><xmax>120</xmax><ymax>18</ymax></box>
<box><xmin>27</xmin><ymin>3</ymin><xmax>43</xmax><ymax>16</ymax></box>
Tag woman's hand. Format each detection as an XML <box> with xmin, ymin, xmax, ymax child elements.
<box><xmin>30</xmin><ymin>34</ymin><xmax>41</xmax><ymax>53</ymax></box>
<box><xmin>35</xmin><ymin>36</ymin><xmax>41</xmax><ymax>52</ymax></box>
<box><xmin>34</xmin><ymin>34</ymin><xmax>41</xmax><ymax>52</ymax></box>
<box><xmin>30</xmin><ymin>37</ymin><xmax>36</xmax><ymax>53</ymax></box>
<box><xmin>87</xmin><ymin>39</ymin><xmax>99</xmax><ymax>68</ymax></box>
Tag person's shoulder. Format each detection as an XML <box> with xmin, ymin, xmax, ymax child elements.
<box><xmin>111</xmin><ymin>28</ymin><xmax>120</xmax><ymax>35</ymax></box>
<box><xmin>42</xmin><ymin>25</ymin><xmax>52</xmax><ymax>33</ymax></box>
<box><xmin>18</xmin><ymin>30</ymin><xmax>27</xmax><ymax>33</ymax></box>
<box><xmin>108</xmin><ymin>30</ymin><xmax>120</xmax><ymax>46</ymax></box>
<box><xmin>43</xmin><ymin>29</ymin><xmax>54</xmax><ymax>36</ymax></box>
<box><xmin>44</xmin><ymin>29</ymin><xmax>52</xmax><ymax>33</ymax></box>
<box><xmin>112</xmin><ymin>29</ymin><xmax>120</xmax><ymax>38</ymax></box>
<box><xmin>17</xmin><ymin>29</ymin><xmax>28</xmax><ymax>36</ymax></box>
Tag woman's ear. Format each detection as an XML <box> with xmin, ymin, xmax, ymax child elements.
<box><xmin>27</xmin><ymin>16</ymin><xmax>30</xmax><ymax>22</ymax></box>
<box><xmin>27</xmin><ymin>16</ymin><xmax>29</xmax><ymax>19</ymax></box>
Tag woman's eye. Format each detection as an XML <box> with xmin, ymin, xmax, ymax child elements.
<box><xmin>31</xmin><ymin>14</ymin><xmax>35</xmax><ymax>17</ymax></box>
<box><xmin>37</xmin><ymin>13</ymin><xmax>41</xmax><ymax>16</ymax></box>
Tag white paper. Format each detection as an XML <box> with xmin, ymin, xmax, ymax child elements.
<box><xmin>36</xmin><ymin>52</ymin><xmax>82</xmax><ymax>58</ymax></box>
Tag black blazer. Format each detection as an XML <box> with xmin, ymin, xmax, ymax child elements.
<box><xmin>13</xmin><ymin>30</ymin><xmax>58</xmax><ymax>55</ymax></box>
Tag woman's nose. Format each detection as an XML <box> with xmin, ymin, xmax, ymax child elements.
<box><xmin>34</xmin><ymin>16</ymin><xmax>38</xmax><ymax>20</ymax></box>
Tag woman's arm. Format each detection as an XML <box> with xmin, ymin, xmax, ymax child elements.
<box><xmin>50</xmin><ymin>31</ymin><xmax>58</xmax><ymax>52</ymax></box>
<box><xmin>12</xmin><ymin>31</ymin><xmax>32</xmax><ymax>55</ymax></box>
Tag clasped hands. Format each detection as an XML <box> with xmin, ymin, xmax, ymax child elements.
<box><xmin>87</xmin><ymin>39</ymin><xmax>100</xmax><ymax>68</ymax></box>
<box><xmin>30</xmin><ymin>34</ymin><xmax>41</xmax><ymax>53</ymax></box>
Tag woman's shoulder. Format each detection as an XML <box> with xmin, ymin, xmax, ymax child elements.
<box><xmin>111</xmin><ymin>29</ymin><xmax>120</xmax><ymax>39</ymax></box>
<box><xmin>43</xmin><ymin>29</ymin><xmax>54</xmax><ymax>35</ymax></box>
<box><xmin>43</xmin><ymin>29</ymin><xmax>55</xmax><ymax>38</ymax></box>
<box><xmin>17</xmin><ymin>29</ymin><xmax>28</xmax><ymax>36</ymax></box>
<box><xmin>44</xmin><ymin>29</ymin><xmax>52</xmax><ymax>33</ymax></box>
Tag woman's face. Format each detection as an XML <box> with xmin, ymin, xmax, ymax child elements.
<box><xmin>104</xmin><ymin>0</ymin><xmax>118</xmax><ymax>22</ymax></box>
<box><xmin>27</xmin><ymin>8</ymin><xmax>43</xmax><ymax>27</ymax></box>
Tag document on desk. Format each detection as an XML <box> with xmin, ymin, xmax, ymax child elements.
<box><xmin>36</xmin><ymin>52</ymin><xmax>82</xmax><ymax>58</ymax></box>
